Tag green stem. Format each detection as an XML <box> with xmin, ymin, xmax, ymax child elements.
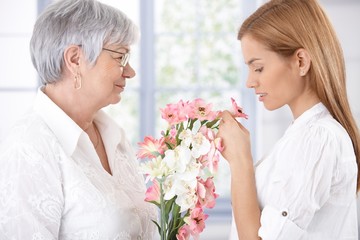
<box><xmin>160</xmin><ymin>181</ymin><xmax>166</xmax><ymax>240</ymax></box>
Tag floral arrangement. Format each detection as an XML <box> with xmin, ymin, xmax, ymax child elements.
<box><xmin>137</xmin><ymin>98</ymin><xmax>247</xmax><ymax>240</ymax></box>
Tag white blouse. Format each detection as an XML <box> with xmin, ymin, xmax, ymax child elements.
<box><xmin>230</xmin><ymin>103</ymin><xmax>358</xmax><ymax>240</ymax></box>
<box><xmin>0</xmin><ymin>88</ymin><xmax>157</xmax><ymax>239</ymax></box>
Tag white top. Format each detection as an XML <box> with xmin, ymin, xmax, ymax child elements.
<box><xmin>230</xmin><ymin>103</ymin><xmax>358</xmax><ymax>240</ymax></box>
<box><xmin>0</xmin><ymin>88</ymin><xmax>157</xmax><ymax>240</ymax></box>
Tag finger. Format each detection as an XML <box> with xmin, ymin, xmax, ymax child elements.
<box><xmin>219</xmin><ymin>110</ymin><xmax>234</xmax><ymax>122</ymax></box>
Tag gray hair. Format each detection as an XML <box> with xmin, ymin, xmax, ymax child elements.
<box><xmin>30</xmin><ymin>0</ymin><xmax>139</xmax><ymax>85</ymax></box>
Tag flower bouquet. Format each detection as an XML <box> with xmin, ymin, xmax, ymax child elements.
<box><xmin>137</xmin><ymin>98</ymin><xmax>247</xmax><ymax>240</ymax></box>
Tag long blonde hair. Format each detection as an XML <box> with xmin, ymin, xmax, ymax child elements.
<box><xmin>239</xmin><ymin>0</ymin><xmax>360</xmax><ymax>192</ymax></box>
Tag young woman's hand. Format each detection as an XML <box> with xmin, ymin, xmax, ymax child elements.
<box><xmin>217</xmin><ymin>110</ymin><xmax>252</xmax><ymax>166</ymax></box>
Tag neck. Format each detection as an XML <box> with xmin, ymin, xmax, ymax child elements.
<box><xmin>43</xmin><ymin>81</ymin><xmax>98</xmax><ymax>130</ymax></box>
<box><xmin>289</xmin><ymin>89</ymin><xmax>320</xmax><ymax>119</ymax></box>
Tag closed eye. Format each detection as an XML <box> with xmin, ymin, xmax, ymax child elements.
<box><xmin>255</xmin><ymin>67</ymin><xmax>263</xmax><ymax>73</ymax></box>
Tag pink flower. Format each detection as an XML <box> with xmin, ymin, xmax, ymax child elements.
<box><xmin>230</xmin><ymin>97</ymin><xmax>248</xmax><ymax>119</ymax></box>
<box><xmin>176</xmin><ymin>225</ymin><xmax>191</xmax><ymax>240</ymax></box>
<box><xmin>196</xmin><ymin>177</ymin><xmax>218</xmax><ymax>209</ymax></box>
<box><xmin>145</xmin><ymin>179</ymin><xmax>161</xmax><ymax>204</ymax></box>
<box><xmin>186</xmin><ymin>207</ymin><xmax>208</xmax><ymax>237</ymax></box>
<box><xmin>137</xmin><ymin>136</ymin><xmax>165</xmax><ymax>159</ymax></box>
<box><xmin>188</xmin><ymin>98</ymin><xmax>219</xmax><ymax>121</ymax></box>
<box><xmin>161</xmin><ymin>100</ymin><xmax>189</xmax><ymax>125</ymax></box>
<box><xmin>163</xmin><ymin>127</ymin><xmax>178</xmax><ymax>148</ymax></box>
<box><xmin>214</xmin><ymin>137</ymin><xmax>224</xmax><ymax>152</ymax></box>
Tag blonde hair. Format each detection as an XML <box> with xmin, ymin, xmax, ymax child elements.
<box><xmin>239</xmin><ymin>0</ymin><xmax>360</xmax><ymax>192</ymax></box>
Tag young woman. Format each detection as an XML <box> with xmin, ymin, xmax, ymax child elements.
<box><xmin>218</xmin><ymin>0</ymin><xmax>360</xmax><ymax>239</ymax></box>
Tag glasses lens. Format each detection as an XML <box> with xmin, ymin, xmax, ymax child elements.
<box><xmin>121</xmin><ymin>53</ymin><xmax>130</xmax><ymax>67</ymax></box>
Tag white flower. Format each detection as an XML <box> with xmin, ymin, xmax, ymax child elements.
<box><xmin>174</xmin><ymin>180</ymin><xmax>198</xmax><ymax>212</ymax></box>
<box><xmin>163</xmin><ymin>145</ymin><xmax>192</xmax><ymax>174</ymax></box>
<box><xmin>191</xmin><ymin>119</ymin><xmax>202</xmax><ymax>134</ymax></box>
<box><xmin>139</xmin><ymin>156</ymin><xmax>170</xmax><ymax>180</ymax></box>
<box><xmin>178</xmin><ymin>129</ymin><xmax>193</xmax><ymax>147</ymax></box>
<box><xmin>177</xmin><ymin>160</ymin><xmax>201</xmax><ymax>182</ymax></box>
<box><xmin>163</xmin><ymin>176</ymin><xmax>198</xmax><ymax>212</ymax></box>
<box><xmin>190</xmin><ymin>132</ymin><xmax>211</xmax><ymax>158</ymax></box>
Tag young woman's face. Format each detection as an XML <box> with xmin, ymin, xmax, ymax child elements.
<box><xmin>241</xmin><ymin>35</ymin><xmax>306</xmax><ymax>112</ymax></box>
<box><xmin>80</xmin><ymin>45</ymin><xmax>135</xmax><ymax>108</ymax></box>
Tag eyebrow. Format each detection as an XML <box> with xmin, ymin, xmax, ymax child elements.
<box><xmin>246</xmin><ymin>58</ymin><xmax>261</xmax><ymax>65</ymax></box>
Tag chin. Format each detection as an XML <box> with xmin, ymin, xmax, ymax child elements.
<box><xmin>263</xmin><ymin>102</ymin><xmax>284</xmax><ymax>111</ymax></box>
<box><xmin>112</xmin><ymin>97</ymin><xmax>122</xmax><ymax>104</ymax></box>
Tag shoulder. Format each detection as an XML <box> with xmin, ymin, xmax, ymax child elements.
<box><xmin>0</xmin><ymin>112</ymin><xmax>62</xmax><ymax>176</ymax></box>
<box><xmin>284</xmin><ymin>109</ymin><xmax>352</xmax><ymax>150</ymax></box>
<box><xmin>309</xmin><ymin>112</ymin><xmax>353</xmax><ymax>153</ymax></box>
<box><xmin>2</xmin><ymin>112</ymin><xmax>54</xmax><ymax>149</ymax></box>
<box><xmin>276</xmin><ymin>110</ymin><xmax>355</xmax><ymax>167</ymax></box>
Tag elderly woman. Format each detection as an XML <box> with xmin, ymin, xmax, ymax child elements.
<box><xmin>0</xmin><ymin>0</ymin><xmax>156</xmax><ymax>239</ymax></box>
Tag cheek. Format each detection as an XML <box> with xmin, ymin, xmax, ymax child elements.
<box><xmin>94</xmin><ymin>63</ymin><xmax>121</xmax><ymax>83</ymax></box>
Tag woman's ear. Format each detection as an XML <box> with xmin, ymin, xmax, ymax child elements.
<box><xmin>63</xmin><ymin>45</ymin><xmax>81</xmax><ymax>75</ymax></box>
<box><xmin>295</xmin><ymin>48</ymin><xmax>311</xmax><ymax>76</ymax></box>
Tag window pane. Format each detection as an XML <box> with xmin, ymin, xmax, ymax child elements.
<box><xmin>198</xmin><ymin>34</ymin><xmax>242</xmax><ymax>87</ymax></box>
<box><xmin>155</xmin><ymin>0</ymin><xmax>243</xmax><ymax>88</ymax></box>
<box><xmin>156</xmin><ymin>35</ymin><xmax>197</xmax><ymax>87</ymax></box>
<box><xmin>103</xmin><ymin>89</ymin><xmax>140</xmax><ymax>145</ymax></box>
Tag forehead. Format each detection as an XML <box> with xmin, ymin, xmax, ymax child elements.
<box><xmin>105</xmin><ymin>44</ymin><xmax>131</xmax><ymax>52</ymax></box>
<box><xmin>240</xmin><ymin>35</ymin><xmax>275</xmax><ymax>64</ymax></box>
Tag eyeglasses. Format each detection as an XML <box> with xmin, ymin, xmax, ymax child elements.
<box><xmin>102</xmin><ymin>48</ymin><xmax>130</xmax><ymax>67</ymax></box>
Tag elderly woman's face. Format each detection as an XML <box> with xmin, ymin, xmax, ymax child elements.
<box><xmin>80</xmin><ymin>45</ymin><xmax>135</xmax><ymax>108</ymax></box>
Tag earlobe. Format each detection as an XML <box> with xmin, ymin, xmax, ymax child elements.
<box><xmin>296</xmin><ymin>48</ymin><xmax>311</xmax><ymax>76</ymax></box>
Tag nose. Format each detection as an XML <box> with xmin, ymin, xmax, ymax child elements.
<box><xmin>246</xmin><ymin>75</ymin><xmax>258</xmax><ymax>89</ymax></box>
<box><xmin>122</xmin><ymin>63</ymin><xmax>136</xmax><ymax>78</ymax></box>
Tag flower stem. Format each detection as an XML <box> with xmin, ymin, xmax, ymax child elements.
<box><xmin>160</xmin><ymin>180</ymin><xmax>166</xmax><ymax>240</ymax></box>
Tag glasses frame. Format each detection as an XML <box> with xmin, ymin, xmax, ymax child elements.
<box><xmin>102</xmin><ymin>48</ymin><xmax>130</xmax><ymax>67</ymax></box>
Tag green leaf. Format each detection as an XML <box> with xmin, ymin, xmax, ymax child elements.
<box><xmin>147</xmin><ymin>200</ymin><xmax>161</xmax><ymax>208</ymax></box>
<box><xmin>176</xmin><ymin>123</ymin><xmax>184</xmax><ymax>144</ymax></box>
<box><xmin>165</xmin><ymin>141</ymin><xmax>174</xmax><ymax>150</ymax></box>
<box><xmin>165</xmin><ymin>198</ymin><xmax>176</xmax><ymax>221</ymax></box>
<box><xmin>188</xmin><ymin>118</ymin><xmax>196</xmax><ymax>129</ymax></box>
<box><xmin>152</xmin><ymin>220</ymin><xmax>161</xmax><ymax>235</ymax></box>
<box><xmin>206</xmin><ymin>118</ymin><xmax>221</xmax><ymax>128</ymax></box>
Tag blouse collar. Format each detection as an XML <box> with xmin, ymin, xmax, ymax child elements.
<box><xmin>33</xmin><ymin>87</ymin><xmax>123</xmax><ymax>157</ymax></box>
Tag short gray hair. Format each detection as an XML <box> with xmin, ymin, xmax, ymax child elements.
<box><xmin>30</xmin><ymin>0</ymin><xmax>139</xmax><ymax>85</ymax></box>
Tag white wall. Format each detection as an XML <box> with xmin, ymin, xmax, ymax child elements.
<box><xmin>0</xmin><ymin>0</ymin><xmax>38</xmax><ymax>140</ymax></box>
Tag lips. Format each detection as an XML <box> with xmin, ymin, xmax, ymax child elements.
<box><xmin>256</xmin><ymin>92</ymin><xmax>267</xmax><ymax>101</ymax></box>
<box><xmin>115</xmin><ymin>83</ymin><xmax>125</xmax><ymax>91</ymax></box>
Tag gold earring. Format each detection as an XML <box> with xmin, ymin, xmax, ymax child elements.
<box><xmin>74</xmin><ymin>74</ymin><xmax>82</xmax><ymax>90</ymax></box>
